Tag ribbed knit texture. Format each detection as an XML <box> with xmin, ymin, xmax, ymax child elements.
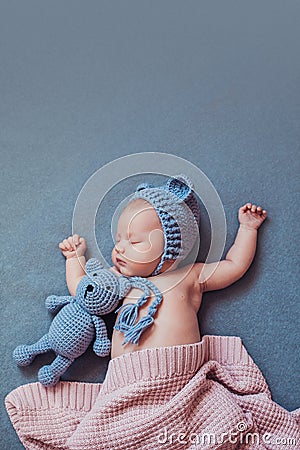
<box><xmin>132</xmin><ymin>174</ymin><xmax>200</xmax><ymax>275</ymax></box>
<box><xmin>5</xmin><ymin>335</ymin><xmax>300</xmax><ymax>449</ymax></box>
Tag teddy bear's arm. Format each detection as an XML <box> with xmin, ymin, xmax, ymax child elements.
<box><xmin>45</xmin><ymin>295</ymin><xmax>75</xmax><ymax>313</ymax></box>
<box><xmin>91</xmin><ymin>315</ymin><xmax>111</xmax><ymax>357</ymax></box>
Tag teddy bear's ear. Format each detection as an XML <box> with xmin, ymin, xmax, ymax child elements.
<box><xmin>85</xmin><ymin>258</ymin><xmax>104</xmax><ymax>276</ymax></box>
<box><xmin>166</xmin><ymin>174</ymin><xmax>194</xmax><ymax>201</ymax></box>
<box><xmin>136</xmin><ymin>182</ymin><xmax>154</xmax><ymax>192</ymax></box>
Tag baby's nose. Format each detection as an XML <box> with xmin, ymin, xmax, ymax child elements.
<box><xmin>115</xmin><ymin>241</ymin><xmax>125</xmax><ymax>253</ymax></box>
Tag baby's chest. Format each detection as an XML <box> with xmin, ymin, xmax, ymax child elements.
<box><xmin>112</xmin><ymin>289</ymin><xmax>201</xmax><ymax>358</ymax></box>
<box><xmin>120</xmin><ymin>284</ymin><xmax>200</xmax><ymax>321</ymax></box>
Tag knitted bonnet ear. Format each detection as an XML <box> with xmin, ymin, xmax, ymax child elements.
<box><xmin>166</xmin><ymin>174</ymin><xmax>194</xmax><ymax>201</ymax></box>
<box><xmin>136</xmin><ymin>182</ymin><xmax>154</xmax><ymax>192</ymax></box>
<box><xmin>167</xmin><ymin>174</ymin><xmax>200</xmax><ymax>230</ymax></box>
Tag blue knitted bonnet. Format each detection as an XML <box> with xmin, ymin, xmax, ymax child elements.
<box><xmin>130</xmin><ymin>174</ymin><xmax>200</xmax><ymax>275</ymax></box>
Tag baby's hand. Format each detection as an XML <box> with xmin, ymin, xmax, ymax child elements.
<box><xmin>238</xmin><ymin>203</ymin><xmax>267</xmax><ymax>230</ymax></box>
<box><xmin>58</xmin><ymin>234</ymin><xmax>87</xmax><ymax>259</ymax></box>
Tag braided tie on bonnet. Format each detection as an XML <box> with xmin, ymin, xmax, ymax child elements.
<box><xmin>114</xmin><ymin>277</ymin><xmax>163</xmax><ymax>345</ymax></box>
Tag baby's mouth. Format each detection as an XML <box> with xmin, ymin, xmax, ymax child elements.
<box><xmin>116</xmin><ymin>257</ymin><xmax>127</xmax><ymax>266</ymax></box>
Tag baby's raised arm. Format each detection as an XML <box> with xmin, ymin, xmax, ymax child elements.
<box><xmin>58</xmin><ymin>234</ymin><xmax>86</xmax><ymax>296</ymax></box>
<box><xmin>198</xmin><ymin>203</ymin><xmax>267</xmax><ymax>292</ymax></box>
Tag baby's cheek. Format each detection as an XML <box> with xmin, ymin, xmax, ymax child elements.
<box><xmin>127</xmin><ymin>242</ymin><xmax>149</xmax><ymax>258</ymax></box>
<box><xmin>111</xmin><ymin>248</ymin><xmax>117</xmax><ymax>261</ymax></box>
<box><xmin>133</xmin><ymin>242</ymin><xmax>151</xmax><ymax>251</ymax></box>
<box><xmin>126</xmin><ymin>248</ymin><xmax>152</xmax><ymax>265</ymax></box>
<box><xmin>150</xmin><ymin>229</ymin><xmax>164</xmax><ymax>244</ymax></box>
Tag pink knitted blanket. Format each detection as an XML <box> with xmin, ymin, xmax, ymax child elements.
<box><xmin>5</xmin><ymin>335</ymin><xmax>300</xmax><ymax>449</ymax></box>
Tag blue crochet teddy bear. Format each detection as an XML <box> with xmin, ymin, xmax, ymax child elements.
<box><xmin>13</xmin><ymin>258</ymin><xmax>132</xmax><ymax>386</ymax></box>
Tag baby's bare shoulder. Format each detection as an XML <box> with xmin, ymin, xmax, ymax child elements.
<box><xmin>178</xmin><ymin>262</ymin><xmax>204</xmax><ymax>284</ymax></box>
<box><xmin>150</xmin><ymin>263</ymin><xmax>204</xmax><ymax>291</ymax></box>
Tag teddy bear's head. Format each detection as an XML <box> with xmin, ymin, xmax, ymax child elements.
<box><xmin>75</xmin><ymin>258</ymin><xmax>131</xmax><ymax>315</ymax></box>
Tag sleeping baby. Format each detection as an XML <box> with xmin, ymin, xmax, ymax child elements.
<box><xmin>6</xmin><ymin>175</ymin><xmax>299</xmax><ymax>450</ymax></box>
<box><xmin>59</xmin><ymin>174</ymin><xmax>267</xmax><ymax>358</ymax></box>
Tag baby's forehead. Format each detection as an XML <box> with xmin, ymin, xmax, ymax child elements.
<box><xmin>117</xmin><ymin>199</ymin><xmax>161</xmax><ymax>229</ymax></box>
<box><xmin>123</xmin><ymin>199</ymin><xmax>155</xmax><ymax>215</ymax></box>
<box><xmin>125</xmin><ymin>198</ymin><xmax>150</xmax><ymax>211</ymax></box>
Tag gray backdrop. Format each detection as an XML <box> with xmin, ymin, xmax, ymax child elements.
<box><xmin>1</xmin><ymin>1</ymin><xmax>299</xmax><ymax>448</ymax></box>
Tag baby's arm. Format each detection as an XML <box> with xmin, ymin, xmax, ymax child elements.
<box><xmin>58</xmin><ymin>234</ymin><xmax>87</xmax><ymax>296</ymax></box>
<box><xmin>198</xmin><ymin>203</ymin><xmax>267</xmax><ymax>291</ymax></box>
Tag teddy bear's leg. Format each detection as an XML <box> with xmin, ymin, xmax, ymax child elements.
<box><xmin>38</xmin><ymin>355</ymin><xmax>74</xmax><ymax>387</ymax></box>
<box><xmin>13</xmin><ymin>334</ymin><xmax>52</xmax><ymax>366</ymax></box>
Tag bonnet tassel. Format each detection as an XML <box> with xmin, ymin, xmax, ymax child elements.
<box><xmin>122</xmin><ymin>314</ymin><xmax>154</xmax><ymax>345</ymax></box>
<box><xmin>114</xmin><ymin>277</ymin><xmax>163</xmax><ymax>346</ymax></box>
<box><xmin>114</xmin><ymin>302</ymin><xmax>140</xmax><ymax>333</ymax></box>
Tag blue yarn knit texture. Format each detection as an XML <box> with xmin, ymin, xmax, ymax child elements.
<box><xmin>13</xmin><ymin>258</ymin><xmax>131</xmax><ymax>387</ymax></box>
<box><xmin>12</xmin><ymin>258</ymin><xmax>166</xmax><ymax>385</ymax></box>
<box><xmin>114</xmin><ymin>276</ymin><xmax>163</xmax><ymax>345</ymax></box>
<box><xmin>131</xmin><ymin>174</ymin><xmax>200</xmax><ymax>275</ymax></box>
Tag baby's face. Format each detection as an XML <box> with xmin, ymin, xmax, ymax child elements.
<box><xmin>111</xmin><ymin>199</ymin><xmax>165</xmax><ymax>277</ymax></box>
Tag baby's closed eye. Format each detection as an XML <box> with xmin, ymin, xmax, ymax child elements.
<box><xmin>130</xmin><ymin>241</ymin><xmax>147</xmax><ymax>248</ymax></box>
<box><xmin>130</xmin><ymin>240</ymin><xmax>151</xmax><ymax>250</ymax></box>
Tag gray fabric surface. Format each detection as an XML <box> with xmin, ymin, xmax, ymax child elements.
<box><xmin>1</xmin><ymin>1</ymin><xmax>299</xmax><ymax>448</ymax></box>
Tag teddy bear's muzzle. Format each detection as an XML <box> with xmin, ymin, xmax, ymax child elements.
<box><xmin>84</xmin><ymin>284</ymin><xmax>95</xmax><ymax>298</ymax></box>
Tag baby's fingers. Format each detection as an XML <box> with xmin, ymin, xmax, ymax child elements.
<box><xmin>71</xmin><ymin>235</ymin><xmax>86</xmax><ymax>251</ymax></box>
<box><xmin>241</xmin><ymin>203</ymin><xmax>252</xmax><ymax>211</ymax></box>
<box><xmin>58</xmin><ymin>240</ymin><xmax>69</xmax><ymax>250</ymax></box>
<box><xmin>64</xmin><ymin>238</ymin><xmax>74</xmax><ymax>251</ymax></box>
<box><xmin>58</xmin><ymin>235</ymin><xmax>86</xmax><ymax>255</ymax></box>
<box><xmin>58</xmin><ymin>237</ymin><xmax>75</xmax><ymax>251</ymax></box>
<box><xmin>68</xmin><ymin>235</ymin><xmax>83</xmax><ymax>251</ymax></box>
<box><xmin>71</xmin><ymin>234</ymin><xmax>80</xmax><ymax>247</ymax></box>
<box><xmin>79</xmin><ymin>237</ymin><xmax>86</xmax><ymax>248</ymax></box>
<box><xmin>254</xmin><ymin>205</ymin><xmax>267</xmax><ymax>216</ymax></box>
<box><xmin>241</xmin><ymin>203</ymin><xmax>267</xmax><ymax>215</ymax></box>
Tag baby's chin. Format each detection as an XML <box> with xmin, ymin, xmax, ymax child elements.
<box><xmin>114</xmin><ymin>261</ymin><xmax>153</xmax><ymax>277</ymax></box>
<box><xmin>112</xmin><ymin>253</ymin><xmax>158</xmax><ymax>277</ymax></box>
<box><xmin>116</xmin><ymin>265</ymin><xmax>142</xmax><ymax>277</ymax></box>
<box><xmin>116</xmin><ymin>265</ymin><xmax>130</xmax><ymax>276</ymax></box>
<box><xmin>112</xmin><ymin>259</ymin><xmax>134</xmax><ymax>277</ymax></box>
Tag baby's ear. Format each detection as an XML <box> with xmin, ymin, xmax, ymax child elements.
<box><xmin>166</xmin><ymin>174</ymin><xmax>194</xmax><ymax>201</ymax></box>
<box><xmin>85</xmin><ymin>258</ymin><xmax>104</xmax><ymax>276</ymax></box>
